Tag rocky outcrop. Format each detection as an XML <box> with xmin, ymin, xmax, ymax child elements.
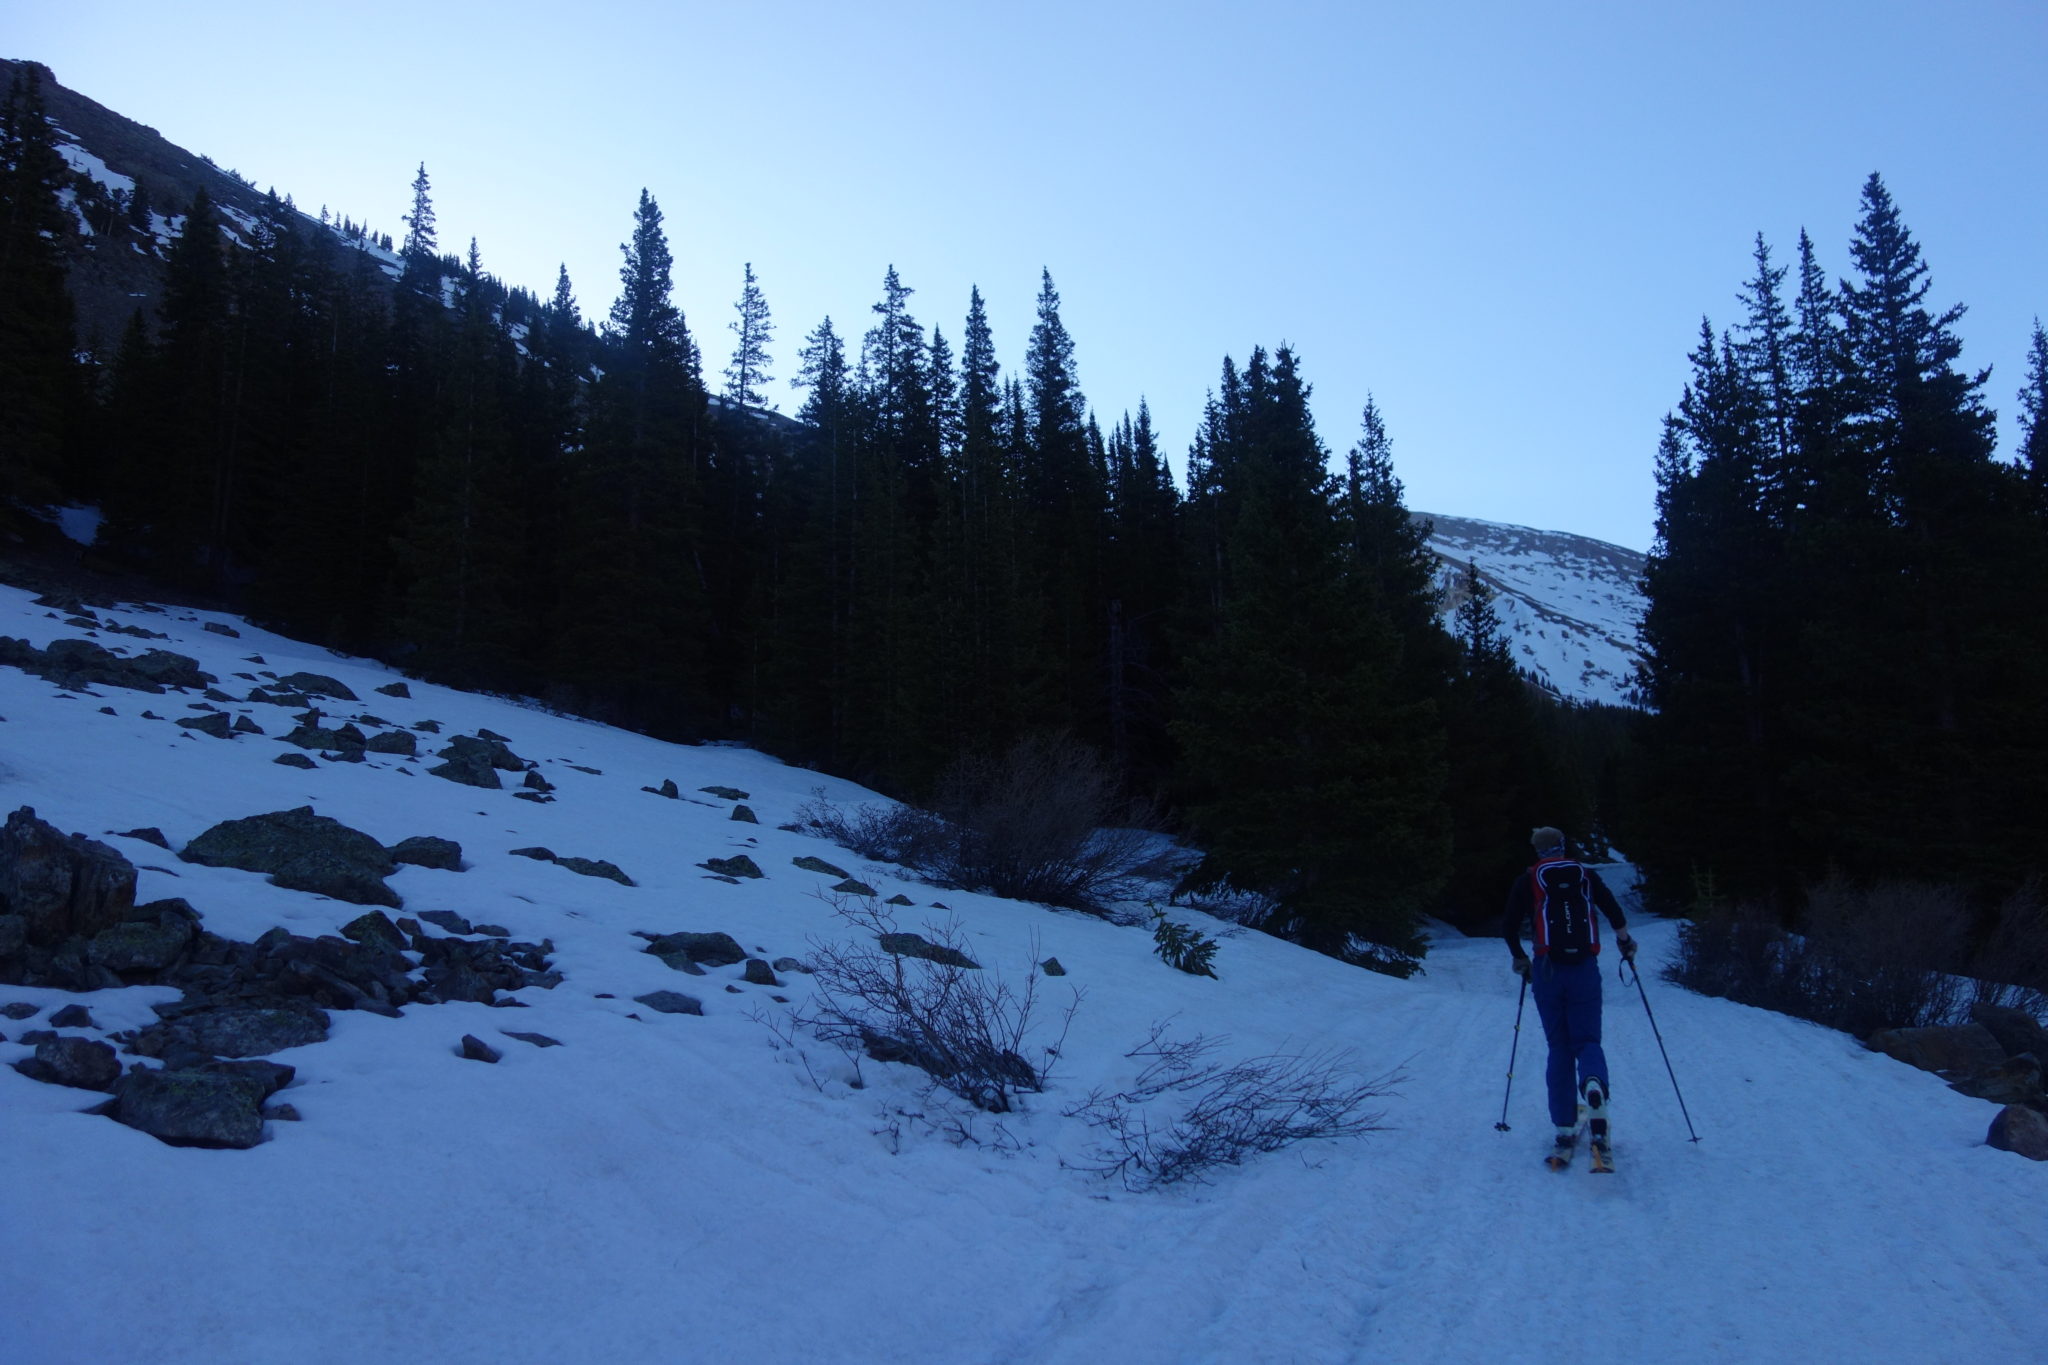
<box><xmin>0</xmin><ymin>636</ymin><xmax>215</xmax><ymax>693</ymax></box>
<box><xmin>179</xmin><ymin>806</ymin><xmax>401</xmax><ymax>908</ymax></box>
<box><xmin>114</xmin><ymin>1067</ymin><xmax>269</xmax><ymax>1148</ymax></box>
<box><xmin>274</xmin><ymin>672</ymin><xmax>358</xmax><ymax>702</ymax></box>
<box><xmin>0</xmin><ymin>806</ymin><xmax>137</xmax><ymax>947</ymax></box>
<box><xmin>428</xmin><ymin>733</ymin><xmax>528</xmax><ymax>789</ymax></box>
<box><xmin>640</xmin><ymin>931</ymin><xmax>747</xmax><ymax>968</ymax></box>
<box><xmin>703</xmin><ymin>855</ymin><xmax>763</xmax><ymax>879</ymax></box>
<box><xmin>878</xmin><ymin>932</ymin><xmax>980</xmax><ymax>969</ymax></box>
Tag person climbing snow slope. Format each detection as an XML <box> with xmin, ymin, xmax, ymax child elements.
<box><xmin>1504</xmin><ymin>825</ymin><xmax>1635</xmax><ymax>1171</ymax></box>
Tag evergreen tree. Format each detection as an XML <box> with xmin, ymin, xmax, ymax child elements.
<box><xmin>723</xmin><ymin>261</ymin><xmax>774</xmax><ymax>410</ymax></box>
<box><xmin>1173</xmin><ymin>346</ymin><xmax>1448</xmax><ymax>965</ymax></box>
<box><xmin>0</xmin><ymin>64</ymin><xmax>81</xmax><ymax>515</ymax></box>
<box><xmin>2015</xmin><ymin>319</ymin><xmax>2048</xmax><ymax>506</ymax></box>
<box><xmin>400</xmin><ymin>162</ymin><xmax>439</xmax><ymax>294</ymax></box>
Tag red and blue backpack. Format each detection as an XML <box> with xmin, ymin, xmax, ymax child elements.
<box><xmin>1528</xmin><ymin>856</ymin><xmax>1601</xmax><ymax>962</ymax></box>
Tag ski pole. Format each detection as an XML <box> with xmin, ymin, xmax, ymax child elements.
<box><xmin>1622</xmin><ymin>958</ymin><xmax>1701</xmax><ymax>1143</ymax></box>
<box><xmin>1495</xmin><ymin>974</ymin><xmax>1528</xmax><ymax>1132</ymax></box>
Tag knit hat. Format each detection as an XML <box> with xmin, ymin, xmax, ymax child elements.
<box><xmin>1530</xmin><ymin>826</ymin><xmax>1565</xmax><ymax>855</ymax></box>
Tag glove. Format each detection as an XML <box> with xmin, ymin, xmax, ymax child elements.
<box><xmin>1511</xmin><ymin>957</ymin><xmax>1531</xmax><ymax>979</ymax></box>
<box><xmin>1616</xmin><ymin>931</ymin><xmax>1637</xmax><ymax>964</ymax></box>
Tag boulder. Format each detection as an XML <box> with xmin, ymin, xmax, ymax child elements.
<box><xmin>792</xmin><ymin>856</ymin><xmax>850</xmax><ymax>878</ymax></box>
<box><xmin>502</xmin><ymin>1030</ymin><xmax>562</xmax><ymax>1048</ymax></box>
<box><xmin>832</xmin><ymin>879</ymin><xmax>878</xmax><ymax>897</ymax></box>
<box><xmin>878</xmin><ymin>932</ymin><xmax>980</xmax><ymax>969</ymax></box>
<box><xmin>281</xmin><ymin>722</ymin><xmax>365</xmax><ymax>752</ymax></box>
<box><xmin>1866</xmin><ymin>1024</ymin><xmax>2008</xmax><ymax>1078</ymax></box>
<box><xmin>703</xmin><ymin>855</ymin><xmax>764</xmax><ymax>879</ymax></box>
<box><xmin>459</xmin><ymin>1034</ymin><xmax>502</xmax><ymax>1063</ymax></box>
<box><xmin>1986</xmin><ymin>1104</ymin><xmax>2048</xmax><ymax>1161</ymax></box>
<box><xmin>884</xmin><ymin>893</ymin><xmax>914</xmax><ymax>906</ymax></box>
<box><xmin>88</xmin><ymin>901</ymin><xmax>197</xmax><ymax>973</ymax></box>
<box><xmin>700</xmin><ymin>786</ymin><xmax>749</xmax><ymax>801</ymax></box>
<box><xmin>643</xmin><ymin>931</ymin><xmax>747</xmax><ymax>967</ymax></box>
<box><xmin>509</xmin><ymin>847</ymin><xmax>557</xmax><ymax>862</ymax></box>
<box><xmin>274</xmin><ymin>753</ymin><xmax>317</xmax><ymax>770</ymax></box>
<box><xmin>633</xmin><ymin>990</ymin><xmax>703</xmax><ymax>1016</ymax></box>
<box><xmin>114</xmin><ymin>1068</ymin><xmax>267</xmax><ymax>1148</ymax></box>
<box><xmin>1969</xmin><ymin>1004</ymin><xmax>2048</xmax><ymax>1062</ymax></box>
<box><xmin>390</xmin><ymin>835</ymin><xmax>462</xmax><ymax>871</ymax></box>
<box><xmin>557</xmin><ymin>856</ymin><xmax>634</xmax><ymax>886</ymax></box>
<box><xmin>203</xmin><ymin>622</ymin><xmax>241</xmax><ymax>637</ymax></box>
<box><xmin>275</xmin><ymin>672</ymin><xmax>358</xmax><ymax>702</ymax></box>
<box><xmin>742</xmin><ymin>958</ymin><xmax>781</xmax><ymax>987</ymax></box>
<box><xmin>137</xmin><ymin>1001</ymin><xmax>330</xmax><ymax>1058</ymax></box>
<box><xmin>376</xmin><ymin>681</ymin><xmax>411</xmax><ymax>698</ymax></box>
<box><xmin>340</xmin><ymin>910</ymin><xmax>408</xmax><ymax>954</ymax></box>
<box><xmin>14</xmin><ymin>1036</ymin><xmax>121</xmax><ymax>1090</ymax></box>
<box><xmin>643</xmin><ymin>779</ymin><xmax>680</xmax><ymax>798</ymax></box>
<box><xmin>418</xmin><ymin>910</ymin><xmax>474</xmax><ymax>935</ymax></box>
<box><xmin>771</xmin><ymin>957</ymin><xmax>811</xmax><ymax>975</ymax></box>
<box><xmin>179</xmin><ymin>806</ymin><xmax>400</xmax><ymax>908</ymax></box>
<box><xmin>366</xmin><ymin>730</ymin><xmax>418</xmax><ymax>757</ymax></box>
<box><xmin>730</xmin><ymin>805</ymin><xmax>759</xmax><ymax>824</ymax></box>
<box><xmin>111</xmin><ymin>827</ymin><xmax>171</xmax><ymax>849</ymax></box>
<box><xmin>1041</xmin><ymin>958</ymin><xmax>1067</xmax><ymax>976</ymax></box>
<box><xmin>232</xmin><ymin>715</ymin><xmax>264</xmax><ymax>735</ymax></box>
<box><xmin>177</xmin><ymin>711</ymin><xmax>233</xmax><ymax>739</ymax></box>
<box><xmin>1950</xmin><ymin>1053</ymin><xmax>2046</xmax><ymax>1109</ymax></box>
<box><xmin>0</xmin><ymin>806</ymin><xmax>137</xmax><ymax>946</ymax></box>
<box><xmin>48</xmin><ymin>1002</ymin><xmax>96</xmax><ymax>1028</ymax></box>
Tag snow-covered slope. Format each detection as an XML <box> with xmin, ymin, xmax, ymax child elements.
<box><xmin>3</xmin><ymin>584</ymin><xmax>2039</xmax><ymax>1365</ymax></box>
<box><xmin>1421</xmin><ymin>512</ymin><xmax>1647</xmax><ymax>707</ymax></box>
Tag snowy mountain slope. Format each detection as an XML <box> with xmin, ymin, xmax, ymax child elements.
<box><xmin>2</xmin><ymin>582</ymin><xmax>2038</xmax><ymax>1362</ymax></box>
<box><xmin>1421</xmin><ymin>512</ymin><xmax>1646</xmax><ymax>708</ymax></box>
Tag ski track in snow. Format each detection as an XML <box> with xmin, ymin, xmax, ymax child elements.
<box><xmin>0</xmin><ymin>582</ymin><xmax>2041</xmax><ymax>1365</ymax></box>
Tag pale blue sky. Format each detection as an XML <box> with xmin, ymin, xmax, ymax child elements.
<box><xmin>15</xmin><ymin>1</ymin><xmax>2046</xmax><ymax>549</ymax></box>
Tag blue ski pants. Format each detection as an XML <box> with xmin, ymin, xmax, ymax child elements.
<box><xmin>1531</xmin><ymin>957</ymin><xmax>1607</xmax><ymax>1129</ymax></box>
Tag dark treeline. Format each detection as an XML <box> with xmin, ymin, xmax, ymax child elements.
<box><xmin>2</xmin><ymin>64</ymin><xmax>1619</xmax><ymax>967</ymax></box>
<box><xmin>1637</xmin><ymin>173</ymin><xmax>2048</xmax><ymax>919</ymax></box>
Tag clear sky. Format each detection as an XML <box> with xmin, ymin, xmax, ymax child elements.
<box><xmin>13</xmin><ymin>0</ymin><xmax>2046</xmax><ymax>550</ymax></box>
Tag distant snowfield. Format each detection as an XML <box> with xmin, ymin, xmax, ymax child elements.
<box><xmin>1421</xmin><ymin>513</ymin><xmax>1646</xmax><ymax>708</ymax></box>
<box><xmin>1</xmin><ymin>584</ymin><xmax>2038</xmax><ymax>1364</ymax></box>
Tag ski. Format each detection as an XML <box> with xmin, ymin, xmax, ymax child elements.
<box><xmin>1544</xmin><ymin>1132</ymin><xmax>1579</xmax><ymax>1171</ymax></box>
<box><xmin>1589</xmin><ymin>1140</ymin><xmax>1615</xmax><ymax>1174</ymax></box>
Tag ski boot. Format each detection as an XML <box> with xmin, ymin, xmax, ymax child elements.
<box><xmin>1583</xmin><ymin>1079</ymin><xmax>1614</xmax><ymax>1173</ymax></box>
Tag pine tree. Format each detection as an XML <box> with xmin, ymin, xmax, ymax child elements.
<box><xmin>0</xmin><ymin>64</ymin><xmax>81</xmax><ymax>515</ymax></box>
<box><xmin>400</xmin><ymin>162</ymin><xmax>439</xmax><ymax>295</ymax></box>
<box><xmin>1172</xmin><ymin>346</ymin><xmax>1448</xmax><ymax>966</ymax></box>
<box><xmin>723</xmin><ymin>261</ymin><xmax>774</xmax><ymax>410</ymax></box>
<box><xmin>2016</xmin><ymin>319</ymin><xmax>2048</xmax><ymax>507</ymax></box>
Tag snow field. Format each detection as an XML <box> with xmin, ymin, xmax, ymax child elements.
<box><xmin>0</xmin><ymin>583</ymin><xmax>2040</xmax><ymax>1364</ymax></box>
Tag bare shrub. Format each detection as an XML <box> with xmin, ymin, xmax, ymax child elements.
<box><xmin>1669</xmin><ymin>877</ymin><xmax>1979</xmax><ymax>1033</ymax></box>
<box><xmin>797</xmin><ymin>733</ymin><xmax>1164</xmax><ymax>914</ymax></box>
<box><xmin>1064</xmin><ymin>1024</ymin><xmax>1397</xmax><ymax>1190</ymax></box>
<box><xmin>793</xmin><ymin>897</ymin><xmax>1079</xmax><ymax>1114</ymax></box>
<box><xmin>1968</xmin><ymin>880</ymin><xmax>2048</xmax><ymax>1015</ymax></box>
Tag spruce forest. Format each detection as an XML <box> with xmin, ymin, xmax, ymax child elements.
<box><xmin>3</xmin><ymin>62</ymin><xmax>2045</xmax><ymax>971</ymax></box>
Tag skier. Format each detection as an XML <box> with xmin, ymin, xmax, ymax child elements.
<box><xmin>1504</xmin><ymin>826</ymin><xmax>1635</xmax><ymax>1170</ymax></box>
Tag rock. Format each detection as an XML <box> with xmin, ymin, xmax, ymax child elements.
<box><xmin>510</xmin><ymin>847</ymin><xmax>557</xmax><ymax>862</ymax></box>
<box><xmin>742</xmin><ymin>958</ymin><xmax>781</xmax><ymax>987</ymax></box>
<box><xmin>502</xmin><ymin>1030</ymin><xmax>562</xmax><ymax>1048</ymax></box>
<box><xmin>265</xmin><ymin>1104</ymin><xmax>302</xmax><ymax>1121</ymax></box>
<box><xmin>340</xmin><ymin>910</ymin><xmax>408</xmax><ymax>953</ymax></box>
<box><xmin>730</xmin><ymin>805</ymin><xmax>759</xmax><ymax>824</ymax></box>
<box><xmin>89</xmin><ymin>911</ymin><xmax>195</xmax><ymax>973</ymax></box>
<box><xmin>1867</xmin><ymin>1024</ymin><xmax>2008</xmax><ymax>1078</ymax></box>
<box><xmin>415</xmin><ymin>719</ymin><xmax>442</xmax><ymax>734</ymax></box>
<box><xmin>478</xmin><ymin>728</ymin><xmax>512</xmax><ymax>743</ymax></box>
<box><xmin>427</xmin><ymin>748</ymin><xmax>501</xmax><ymax>789</ymax></box>
<box><xmin>771</xmin><ymin>957</ymin><xmax>811</xmax><ymax>975</ymax></box>
<box><xmin>557</xmin><ymin>856</ymin><xmax>634</xmax><ymax>886</ymax></box>
<box><xmin>48</xmin><ymin>1002</ymin><xmax>96</xmax><ymax>1028</ymax></box>
<box><xmin>390</xmin><ymin>835</ymin><xmax>462</xmax><ymax>871</ymax></box>
<box><xmin>511</xmin><ymin>791</ymin><xmax>552</xmax><ymax>804</ymax></box>
<box><xmin>644</xmin><ymin>779</ymin><xmax>680</xmax><ymax>798</ymax></box>
<box><xmin>1041</xmin><ymin>957</ymin><xmax>1067</xmax><ymax>976</ymax></box>
<box><xmin>179</xmin><ymin>806</ymin><xmax>401</xmax><ymax>908</ymax></box>
<box><xmin>113</xmin><ymin>827</ymin><xmax>171</xmax><ymax>849</ymax></box>
<box><xmin>655</xmin><ymin>953</ymin><xmax>707</xmax><ymax>975</ymax></box>
<box><xmin>282</xmin><ymin>722</ymin><xmax>365</xmax><ymax>752</ymax></box>
<box><xmin>791</xmin><ymin>855</ymin><xmax>850</xmax><ymax>878</ymax></box>
<box><xmin>522</xmin><ymin>770</ymin><xmax>553</xmax><ymax>792</ymax></box>
<box><xmin>700</xmin><ymin>786</ymin><xmax>749</xmax><ymax>800</ymax></box>
<box><xmin>703</xmin><ymin>855</ymin><xmax>764</xmax><ymax>879</ymax></box>
<box><xmin>878</xmin><ymin>932</ymin><xmax>979</xmax><ymax>969</ymax></box>
<box><xmin>203</xmin><ymin>622</ymin><xmax>241</xmax><ymax>637</ymax></box>
<box><xmin>1950</xmin><ymin>1053</ymin><xmax>2046</xmax><ymax>1108</ymax></box>
<box><xmin>0</xmin><ymin>806</ymin><xmax>137</xmax><ymax>945</ymax></box>
<box><xmin>884</xmin><ymin>893</ymin><xmax>914</xmax><ymax>906</ymax></box>
<box><xmin>1987</xmin><ymin>1104</ymin><xmax>2048</xmax><ymax>1160</ymax></box>
<box><xmin>376</xmin><ymin>681</ymin><xmax>412</xmax><ymax>698</ymax></box>
<box><xmin>1</xmin><ymin>1000</ymin><xmax>38</xmax><ymax>1019</ymax></box>
<box><xmin>178</xmin><ymin>711</ymin><xmax>233</xmax><ymax>739</ymax></box>
<box><xmin>15</xmin><ymin>1036</ymin><xmax>121</xmax><ymax>1090</ymax></box>
<box><xmin>832</xmin><ymin>879</ymin><xmax>878</xmax><ymax>897</ymax></box>
<box><xmin>139</xmin><ymin>1001</ymin><xmax>330</xmax><ymax>1058</ymax></box>
<box><xmin>418</xmin><ymin>910</ymin><xmax>475</xmax><ymax>935</ymax></box>
<box><xmin>1969</xmin><ymin>1004</ymin><xmax>2048</xmax><ymax>1061</ymax></box>
<box><xmin>114</xmin><ymin>1068</ymin><xmax>267</xmax><ymax>1148</ymax></box>
<box><xmin>275</xmin><ymin>753</ymin><xmax>317</xmax><ymax>770</ymax></box>
<box><xmin>275</xmin><ymin>671</ymin><xmax>358</xmax><ymax>702</ymax></box>
<box><xmin>199</xmin><ymin>1058</ymin><xmax>295</xmax><ymax>1099</ymax></box>
<box><xmin>10</xmin><ymin>637</ymin><xmax>215</xmax><ymax>693</ymax></box>
<box><xmin>474</xmin><ymin>924</ymin><xmax>510</xmax><ymax>938</ymax></box>
<box><xmin>643</xmin><ymin>931</ymin><xmax>747</xmax><ymax>967</ymax></box>
<box><xmin>232</xmin><ymin>715</ymin><xmax>264</xmax><ymax>735</ymax></box>
<box><xmin>633</xmin><ymin>990</ymin><xmax>703</xmax><ymax>1016</ymax></box>
<box><xmin>459</xmin><ymin>1034</ymin><xmax>502</xmax><ymax>1063</ymax></box>
<box><xmin>366</xmin><ymin>730</ymin><xmax>418</xmax><ymax>757</ymax></box>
